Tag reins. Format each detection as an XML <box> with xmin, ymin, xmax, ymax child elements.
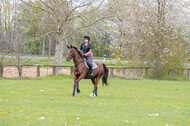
<box><xmin>72</xmin><ymin>48</ymin><xmax>85</xmax><ymax>72</ymax></box>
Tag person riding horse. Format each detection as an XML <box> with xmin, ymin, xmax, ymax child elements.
<box><xmin>66</xmin><ymin>44</ymin><xmax>109</xmax><ymax>97</ymax></box>
<box><xmin>80</xmin><ymin>36</ymin><xmax>93</xmax><ymax>76</ymax></box>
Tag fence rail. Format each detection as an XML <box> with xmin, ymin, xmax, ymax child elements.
<box><xmin>0</xmin><ymin>64</ymin><xmax>189</xmax><ymax>78</ymax></box>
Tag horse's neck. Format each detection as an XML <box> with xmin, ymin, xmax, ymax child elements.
<box><xmin>73</xmin><ymin>50</ymin><xmax>83</xmax><ymax>66</ymax></box>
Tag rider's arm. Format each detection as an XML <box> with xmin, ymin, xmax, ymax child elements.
<box><xmin>80</xmin><ymin>43</ymin><xmax>83</xmax><ymax>50</ymax></box>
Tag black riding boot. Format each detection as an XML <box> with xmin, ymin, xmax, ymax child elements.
<box><xmin>89</xmin><ymin>63</ymin><xmax>93</xmax><ymax>76</ymax></box>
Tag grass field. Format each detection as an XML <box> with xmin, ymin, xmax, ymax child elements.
<box><xmin>0</xmin><ymin>77</ymin><xmax>189</xmax><ymax>126</ymax></box>
<box><xmin>2</xmin><ymin>56</ymin><xmax>126</xmax><ymax>66</ymax></box>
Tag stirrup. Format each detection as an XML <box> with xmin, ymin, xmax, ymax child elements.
<box><xmin>90</xmin><ymin>72</ymin><xmax>93</xmax><ymax>76</ymax></box>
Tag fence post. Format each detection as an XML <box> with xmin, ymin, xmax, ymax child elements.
<box><xmin>70</xmin><ymin>67</ymin><xmax>73</xmax><ymax>75</ymax></box>
<box><xmin>187</xmin><ymin>68</ymin><xmax>190</xmax><ymax>78</ymax></box>
<box><xmin>53</xmin><ymin>66</ymin><xmax>56</xmax><ymax>75</ymax></box>
<box><xmin>145</xmin><ymin>68</ymin><xmax>148</xmax><ymax>77</ymax></box>
<box><xmin>183</xmin><ymin>69</ymin><xmax>185</xmax><ymax>76</ymax></box>
<box><xmin>37</xmin><ymin>66</ymin><xmax>40</xmax><ymax>77</ymax></box>
<box><xmin>0</xmin><ymin>64</ymin><xmax>3</xmax><ymax>77</ymax></box>
<box><xmin>110</xmin><ymin>68</ymin><xmax>114</xmax><ymax>77</ymax></box>
<box><xmin>123</xmin><ymin>68</ymin><xmax>126</xmax><ymax>77</ymax></box>
<box><xmin>133</xmin><ymin>68</ymin><xmax>137</xmax><ymax>78</ymax></box>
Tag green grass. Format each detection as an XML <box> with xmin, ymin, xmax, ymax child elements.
<box><xmin>34</xmin><ymin>74</ymin><xmax>73</xmax><ymax>80</ymax></box>
<box><xmin>2</xmin><ymin>57</ymin><xmax>128</xmax><ymax>66</ymax></box>
<box><xmin>149</xmin><ymin>75</ymin><xmax>190</xmax><ymax>81</ymax></box>
<box><xmin>0</xmin><ymin>53</ymin><xmax>113</xmax><ymax>60</ymax></box>
<box><xmin>0</xmin><ymin>78</ymin><xmax>189</xmax><ymax>126</ymax></box>
<box><xmin>2</xmin><ymin>57</ymin><xmax>74</xmax><ymax>65</ymax></box>
<box><xmin>1</xmin><ymin>53</ymin><xmax>125</xmax><ymax>66</ymax></box>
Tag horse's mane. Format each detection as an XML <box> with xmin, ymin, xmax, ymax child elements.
<box><xmin>71</xmin><ymin>45</ymin><xmax>83</xmax><ymax>59</ymax></box>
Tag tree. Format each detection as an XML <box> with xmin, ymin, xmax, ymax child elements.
<box><xmin>20</xmin><ymin>0</ymin><xmax>111</xmax><ymax>74</ymax></box>
<box><xmin>108</xmin><ymin>0</ymin><xmax>190</xmax><ymax>77</ymax></box>
<box><xmin>0</xmin><ymin>0</ymin><xmax>25</xmax><ymax>77</ymax></box>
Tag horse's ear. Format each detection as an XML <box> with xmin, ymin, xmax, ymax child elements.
<box><xmin>67</xmin><ymin>45</ymin><xmax>70</xmax><ymax>48</ymax></box>
<box><xmin>70</xmin><ymin>45</ymin><xmax>73</xmax><ymax>48</ymax></box>
<box><xmin>72</xmin><ymin>45</ymin><xmax>77</xmax><ymax>50</ymax></box>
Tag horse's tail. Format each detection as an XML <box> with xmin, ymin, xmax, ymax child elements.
<box><xmin>102</xmin><ymin>63</ymin><xmax>109</xmax><ymax>86</ymax></box>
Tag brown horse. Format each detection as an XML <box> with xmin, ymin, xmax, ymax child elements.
<box><xmin>66</xmin><ymin>45</ymin><xmax>109</xmax><ymax>97</ymax></box>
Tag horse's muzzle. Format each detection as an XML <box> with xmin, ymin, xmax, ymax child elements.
<box><xmin>66</xmin><ymin>57</ymin><xmax>72</xmax><ymax>62</ymax></box>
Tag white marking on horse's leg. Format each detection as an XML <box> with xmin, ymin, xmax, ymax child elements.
<box><xmin>89</xmin><ymin>93</ymin><xmax>94</xmax><ymax>97</ymax></box>
<box><xmin>90</xmin><ymin>88</ymin><xmax>95</xmax><ymax>97</ymax></box>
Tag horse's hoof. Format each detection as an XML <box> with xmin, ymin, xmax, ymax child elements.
<box><xmin>71</xmin><ymin>94</ymin><xmax>75</xmax><ymax>97</ymax></box>
<box><xmin>93</xmin><ymin>94</ymin><xmax>97</xmax><ymax>97</ymax></box>
<box><xmin>77</xmin><ymin>89</ymin><xmax>80</xmax><ymax>94</ymax></box>
<box><xmin>89</xmin><ymin>93</ymin><xmax>94</xmax><ymax>97</ymax></box>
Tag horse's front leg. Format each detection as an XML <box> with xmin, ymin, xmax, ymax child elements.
<box><xmin>76</xmin><ymin>83</ymin><xmax>80</xmax><ymax>94</ymax></box>
<box><xmin>71</xmin><ymin>74</ymin><xmax>85</xmax><ymax>97</ymax></box>
<box><xmin>71</xmin><ymin>76</ymin><xmax>77</xmax><ymax>97</ymax></box>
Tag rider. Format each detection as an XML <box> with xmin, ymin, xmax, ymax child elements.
<box><xmin>80</xmin><ymin>36</ymin><xmax>93</xmax><ymax>76</ymax></box>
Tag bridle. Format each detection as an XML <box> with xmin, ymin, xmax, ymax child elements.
<box><xmin>66</xmin><ymin>48</ymin><xmax>85</xmax><ymax>71</ymax></box>
<box><xmin>66</xmin><ymin>50</ymin><xmax>74</xmax><ymax>61</ymax></box>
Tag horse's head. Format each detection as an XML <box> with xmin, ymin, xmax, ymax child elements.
<box><xmin>66</xmin><ymin>44</ymin><xmax>84</xmax><ymax>62</ymax></box>
<box><xmin>66</xmin><ymin>45</ymin><xmax>74</xmax><ymax>62</ymax></box>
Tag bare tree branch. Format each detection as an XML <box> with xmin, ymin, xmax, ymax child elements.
<box><xmin>20</xmin><ymin>0</ymin><xmax>58</xmax><ymax>21</ymax></box>
<box><xmin>64</xmin><ymin>15</ymin><xmax>112</xmax><ymax>39</ymax></box>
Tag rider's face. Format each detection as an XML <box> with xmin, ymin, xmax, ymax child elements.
<box><xmin>84</xmin><ymin>39</ymin><xmax>89</xmax><ymax>43</ymax></box>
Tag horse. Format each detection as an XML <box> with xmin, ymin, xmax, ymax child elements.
<box><xmin>66</xmin><ymin>45</ymin><xmax>109</xmax><ymax>97</ymax></box>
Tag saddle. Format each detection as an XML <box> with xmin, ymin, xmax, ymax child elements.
<box><xmin>84</xmin><ymin>61</ymin><xmax>97</xmax><ymax>69</ymax></box>
<box><xmin>84</xmin><ymin>61</ymin><xmax>97</xmax><ymax>79</ymax></box>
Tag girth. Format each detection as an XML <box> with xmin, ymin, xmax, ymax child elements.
<box><xmin>75</xmin><ymin>60</ymin><xmax>84</xmax><ymax>72</ymax></box>
<box><xmin>74</xmin><ymin>59</ymin><xmax>89</xmax><ymax>79</ymax></box>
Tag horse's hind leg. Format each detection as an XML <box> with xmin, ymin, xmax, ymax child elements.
<box><xmin>95</xmin><ymin>87</ymin><xmax>98</xmax><ymax>96</ymax></box>
<box><xmin>91</xmin><ymin>78</ymin><xmax>96</xmax><ymax>85</ymax></box>
<box><xmin>94</xmin><ymin>76</ymin><xmax>101</xmax><ymax>97</ymax></box>
<box><xmin>90</xmin><ymin>76</ymin><xmax>101</xmax><ymax>97</ymax></box>
<box><xmin>90</xmin><ymin>78</ymin><xmax>96</xmax><ymax>97</ymax></box>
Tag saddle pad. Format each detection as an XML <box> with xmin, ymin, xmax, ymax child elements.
<box><xmin>85</xmin><ymin>61</ymin><xmax>97</xmax><ymax>69</ymax></box>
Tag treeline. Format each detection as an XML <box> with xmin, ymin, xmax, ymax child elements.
<box><xmin>0</xmin><ymin>0</ymin><xmax>190</xmax><ymax>77</ymax></box>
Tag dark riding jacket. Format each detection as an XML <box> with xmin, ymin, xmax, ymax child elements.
<box><xmin>80</xmin><ymin>42</ymin><xmax>93</xmax><ymax>75</ymax></box>
<box><xmin>80</xmin><ymin>42</ymin><xmax>92</xmax><ymax>54</ymax></box>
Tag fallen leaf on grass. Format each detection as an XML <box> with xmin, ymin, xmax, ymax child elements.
<box><xmin>123</xmin><ymin>120</ymin><xmax>128</xmax><ymax>123</ymax></box>
<box><xmin>148</xmin><ymin>113</ymin><xmax>159</xmax><ymax>116</ymax></box>
<box><xmin>39</xmin><ymin>117</ymin><xmax>45</xmax><ymax>120</ymax></box>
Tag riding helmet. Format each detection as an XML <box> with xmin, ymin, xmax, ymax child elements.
<box><xmin>84</xmin><ymin>36</ymin><xmax>90</xmax><ymax>41</ymax></box>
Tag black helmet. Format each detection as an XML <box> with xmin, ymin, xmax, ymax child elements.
<box><xmin>84</xmin><ymin>36</ymin><xmax>90</xmax><ymax>41</ymax></box>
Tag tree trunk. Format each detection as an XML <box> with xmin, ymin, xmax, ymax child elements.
<box><xmin>0</xmin><ymin>8</ymin><xmax>1</xmax><ymax>30</ymax></box>
<box><xmin>42</xmin><ymin>37</ymin><xmax>45</xmax><ymax>55</ymax></box>
<box><xmin>0</xmin><ymin>63</ymin><xmax>3</xmax><ymax>77</ymax></box>
<box><xmin>54</xmin><ymin>34</ymin><xmax>64</xmax><ymax>74</ymax></box>
<box><xmin>17</xmin><ymin>65</ymin><xmax>22</xmax><ymax>78</ymax></box>
<box><xmin>48</xmin><ymin>36</ymin><xmax>52</xmax><ymax>57</ymax></box>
